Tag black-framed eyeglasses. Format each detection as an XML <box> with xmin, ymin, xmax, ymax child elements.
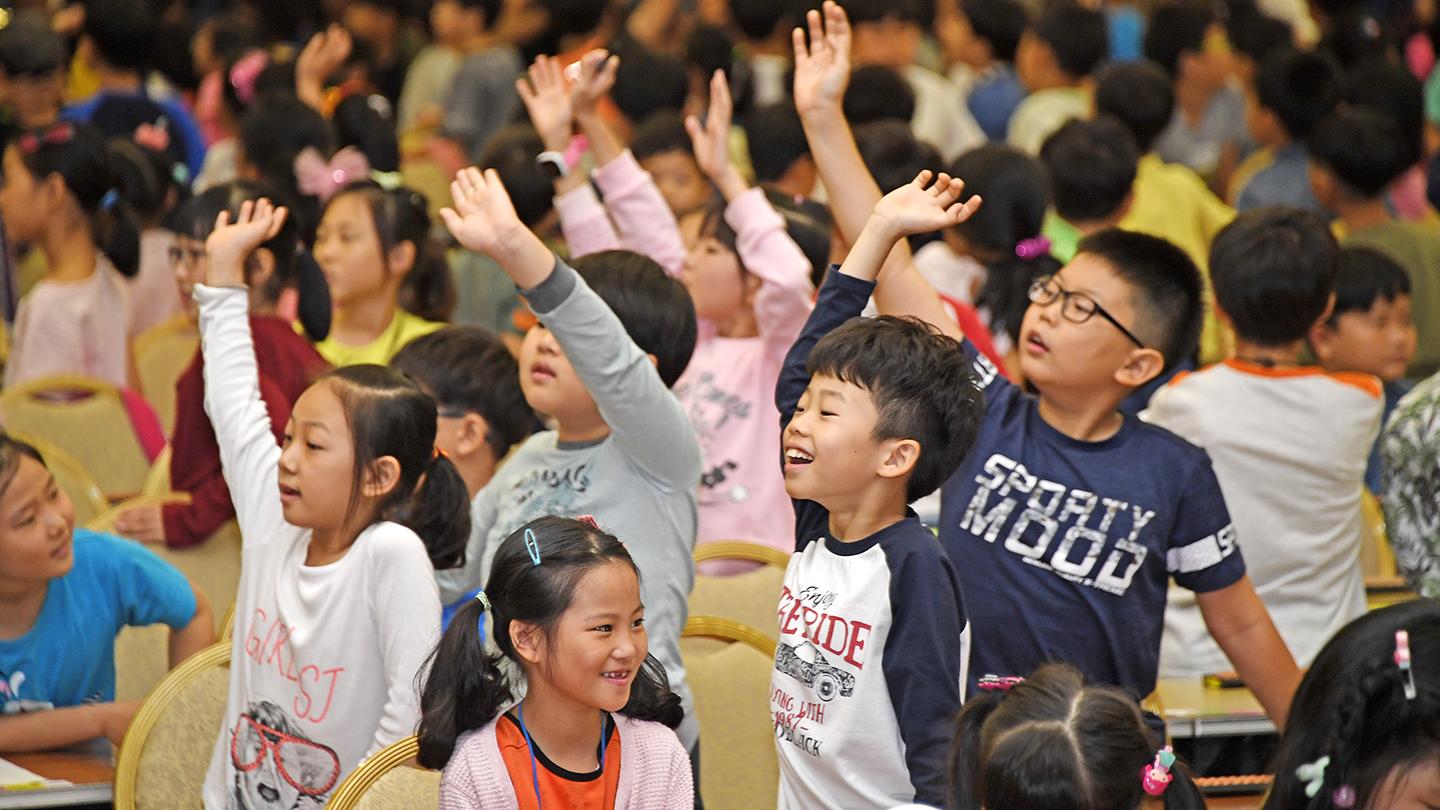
<box><xmin>1028</xmin><ymin>275</ymin><xmax>1146</xmax><ymax>348</ymax></box>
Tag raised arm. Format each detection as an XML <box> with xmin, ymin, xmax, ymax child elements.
<box><xmin>793</xmin><ymin>1</ymin><xmax>968</xmax><ymax>340</ymax></box>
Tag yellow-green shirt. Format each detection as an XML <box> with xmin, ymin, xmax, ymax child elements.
<box><xmin>313</xmin><ymin>309</ymin><xmax>445</xmax><ymax>367</ymax></box>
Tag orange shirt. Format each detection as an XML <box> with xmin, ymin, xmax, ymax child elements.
<box><xmin>497</xmin><ymin>713</ymin><xmax>621</xmax><ymax>810</ymax></box>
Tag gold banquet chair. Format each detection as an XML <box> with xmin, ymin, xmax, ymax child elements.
<box><xmin>689</xmin><ymin>542</ymin><xmax>791</xmax><ymax>644</ymax></box>
<box><xmin>133</xmin><ymin>315</ymin><xmax>200</xmax><ymax>436</ymax></box>
<box><xmin>0</xmin><ymin>375</ymin><xmax>155</xmax><ymax>498</ymax></box>
<box><xmin>114</xmin><ymin>641</ymin><xmax>231</xmax><ymax>810</ymax></box>
<box><xmin>681</xmin><ymin>616</ymin><xmax>779</xmax><ymax>810</ymax></box>
<box><xmin>323</xmin><ymin>736</ymin><xmax>439</xmax><ymax>810</ymax></box>
<box><xmin>8</xmin><ymin>431</ymin><xmax>108</xmax><ymax>526</ymax></box>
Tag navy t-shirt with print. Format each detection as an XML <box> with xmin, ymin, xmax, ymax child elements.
<box><xmin>938</xmin><ymin>343</ymin><xmax>1246</xmax><ymax>701</ymax></box>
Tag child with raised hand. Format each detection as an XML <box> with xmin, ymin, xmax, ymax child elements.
<box><xmin>1</xmin><ymin>121</ymin><xmax>143</xmax><ymax>388</ymax></box>
<box><xmin>771</xmin><ymin>168</ymin><xmax>983</xmax><ymax>809</ymax></box>
<box><xmin>793</xmin><ymin>0</ymin><xmax>1301</xmax><ymax>733</ymax></box>
<box><xmin>1262</xmin><ymin>599</ymin><xmax>1440</xmax><ymax>810</ymax></box>
<box><xmin>419</xmin><ymin>516</ymin><xmax>692</xmax><ymax>809</ymax></box>
<box><xmin>0</xmin><ymin>431</ymin><xmax>213</xmax><ymax>752</ymax></box>
<box><xmin>951</xmin><ymin>663</ymin><xmax>1207</xmax><ymax>810</ymax></box>
<box><xmin>194</xmin><ymin>198</ymin><xmax>471</xmax><ymax>809</ymax></box>
<box><xmin>436</xmin><ymin>167</ymin><xmax>703</xmax><ymax>759</ymax></box>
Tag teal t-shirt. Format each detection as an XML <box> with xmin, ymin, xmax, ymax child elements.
<box><xmin>0</xmin><ymin>530</ymin><xmax>196</xmax><ymax>711</ymax></box>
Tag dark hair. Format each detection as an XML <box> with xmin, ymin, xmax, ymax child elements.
<box><xmin>1094</xmin><ymin>62</ymin><xmax>1175</xmax><ymax>153</ymax></box>
<box><xmin>171</xmin><ymin>181</ymin><xmax>301</xmax><ymax>305</ymax></box>
<box><xmin>745</xmin><ymin>104</ymin><xmax>809</xmax><ymax>184</ymax></box>
<box><xmin>951</xmin><ymin>663</ymin><xmax>1207</xmax><ymax>810</ymax></box>
<box><xmin>16</xmin><ymin>122</ymin><xmax>143</xmax><ymax>277</ymax></box>
<box><xmin>1041</xmin><ymin>116</ymin><xmax>1138</xmax><ymax>223</ymax></box>
<box><xmin>1309</xmin><ymin>108</ymin><xmax>1412</xmax><ymax>200</ymax></box>
<box><xmin>572</xmin><ymin>251</ymin><xmax>697</xmax><ymax>387</ymax></box>
<box><xmin>87</xmin><ymin>94</ymin><xmax>194</xmax><ymax>178</ymax></box>
<box><xmin>685</xmin><ymin>25</ymin><xmax>754</xmax><ymax>118</ymax></box>
<box><xmin>1262</xmin><ymin>600</ymin><xmax>1440</xmax><ymax>810</ymax></box>
<box><xmin>1076</xmin><ymin>229</ymin><xmax>1205</xmax><ymax>370</ymax></box>
<box><xmin>1346</xmin><ymin>57</ymin><xmax>1425</xmax><ymax>169</ymax></box>
<box><xmin>766</xmin><ymin>190</ymin><xmax>834</xmax><ymax>289</ymax></box>
<box><xmin>320</xmin><ymin>364</ymin><xmax>471</xmax><ymax>569</ymax></box>
<box><xmin>416</xmin><ymin>516</ymin><xmax>685</xmax><ymax>768</ymax></box>
<box><xmin>453</xmin><ymin>0</ymin><xmax>504</xmax><ymax>25</ymax></box>
<box><xmin>1032</xmin><ymin>3</ymin><xmax>1109</xmax><ymax>80</ymax></box>
<box><xmin>239</xmin><ymin>93</ymin><xmax>334</xmax><ymax>245</ymax></box>
<box><xmin>0</xmin><ymin>431</ymin><xmax>46</xmax><ymax>503</ymax></box>
<box><xmin>807</xmin><ymin>315</ymin><xmax>983</xmax><ymax>502</ymax></box>
<box><xmin>843</xmin><ymin>66</ymin><xmax>917</xmax><ymax>126</ymax></box>
<box><xmin>537</xmin><ymin>0</ymin><xmax>607</xmax><ymax>36</ymax></box>
<box><xmin>0</xmin><ymin>12</ymin><xmax>66</xmax><ymax>76</ymax></box>
<box><xmin>731</xmin><ymin>0</ymin><xmax>794</xmax><ymax>40</ymax></box>
<box><xmin>1321</xmin><ymin>8</ymin><xmax>1394</xmax><ymax>70</ymax></box>
<box><xmin>855</xmin><ymin>120</ymin><xmax>943</xmax><ymax>195</ymax></box>
<box><xmin>477</xmin><ymin>124</ymin><xmax>553</xmax><ymax>228</ymax></box>
<box><xmin>1227</xmin><ymin>7</ymin><xmax>1293</xmax><ymax>65</ymax></box>
<box><xmin>949</xmin><ymin>145</ymin><xmax>1058</xmax><ymax>346</ymax></box>
<box><xmin>108</xmin><ymin>138</ymin><xmax>185</xmax><ymax>225</ymax></box>
<box><xmin>1143</xmin><ymin>5</ymin><xmax>1214</xmax><ymax>78</ymax></box>
<box><xmin>1208</xmin><ymin>207</ymin><xmax>1338</xmax><ymax>346</ymax></box>
<box><xmin>389</xmin><ymin>326</ymin><xmax>534</xmax><ymax>460</ymax></box>
<box><xmin>332</xmin><ymin>94</ymin><xmax>400</xmax><ymax>174</ymax></box>
<box><xmin>1327</xmin><ymin>246</ymin><xmax>1411</xmax><ymax>323</ymax></box>
<box><xmin>840</xmin><ymin>0</ymin><xmax>925</xmax><ymax>24</ymax></box>
<box><xmin>963</xmin><ymin>0</ymin><xmax>1028</xmax><ymax>63</ymax></box>
<box><xmin>609</xmin><ymin>41</ymin><xmax>689</xmax><ymax>125</ymax></box>
<box><xmin>1255</xmin><ymin>48</ymin><xmax>1342</xmax><ymax>141</ymax></box>
<box><xmin>82</xmin><ymin>0</ymin><xmax>156</xmax><ymax>73</ymax></box>
<box><xmin>326</xmin><ymin>183</ymin><xmax>457</xmax><ymax>323</ymax></box>
<box><xmin>629</xmin><ymin>111</ymin><xmax>694</xmax><ymax>163</ymax></box>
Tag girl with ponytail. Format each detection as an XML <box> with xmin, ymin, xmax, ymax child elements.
<box><xmin>0</xmin><ymin>121</ymin><xmax>144</xmax><ymax>387</ymax></box>
<box><xmin>192</xmin><ymin>198</ymin><xmax>472</xmax><ymax>809</ymax></box>
<box><xmin>949</xmin><ymin>663</ymin><xmax>1206</xmax><ymax>810</ymax></box>
<box><xmin>419</xmin><ymin>515</ymin><xmax>693</xmax><ymax>810</ymax></box>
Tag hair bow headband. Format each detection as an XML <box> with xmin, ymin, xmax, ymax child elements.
<box><xmin>294</xmin><ymin>146</ymin><xmax>373</xmax><ymax>204</ymax></box>
<box><xmin>229</xmin><ymin>50</ymin><xmax>269</xmax><ymax>107</ymax></box>
<box><xmin>17</xmin><ymin>122</ymin><xmax>75</xmax><ymax>155</ymax></box>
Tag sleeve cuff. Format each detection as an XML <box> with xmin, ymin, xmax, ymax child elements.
<box><xmin>519</xmin><ymin>256</ymin><xmax>577</xmax><ymax>314</ymax></box>
<box><xmin>553</xmin><ymin>182</ymin><xmax>604</xmax><ymax>221</ymax></box>
<box><xmin>824</xmin><ymin>265</ymin><xmax>878</xmax><ymax>296</ymax></box>
<box><xmin>591</xmin><ymin>149</ymin><xmax>646</xmax><ymax>194</ymax></box>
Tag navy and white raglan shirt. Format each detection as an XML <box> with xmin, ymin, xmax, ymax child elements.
<box><xmin>938</xmin><ymin>341</ymin><xmax>1247</xmax><ymax>702</ymax></box>
<box><xmin>770</xmin><ymin>270</ymin><xmax>968</xmax><ymax>810</ymax></box>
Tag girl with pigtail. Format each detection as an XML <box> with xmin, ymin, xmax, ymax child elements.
<box><xmin>418</xmin><ymin>515</ymin><xmax>693</xmax><ymax>810</ymax></box>
<box><xmin>947</xmin><ymin>663</ymin><xmax>1207</xmax><ymax>810</ymax></box>
<box><xmin>1263</xmin><ymin>599</ymin><xmax>1440</xmax><ymax>810</ymax></box>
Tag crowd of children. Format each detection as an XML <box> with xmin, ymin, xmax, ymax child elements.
<box><xmin>3</xmin><ymin>0</ymin><xmax>1440</xmax><ymax>807</ymax></box>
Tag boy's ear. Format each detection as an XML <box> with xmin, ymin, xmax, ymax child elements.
<box><xmin>362</xmin><ymin>455</ymin><xmax>402</xmax><ymax>499</ymax></box>
<box><xmin>510</xmin><ymin>620</ymin><xmax>544</xmax><ymax>665</ymax></box>
<box><xmin>1113</xmin><ymin>347</ymin><xmax>1166</xmax><ymax>388</ymax></box>
<box><xmin>1308</xmin><ymin>319</ymin><xmax>1338</xmax><ymax>364</ymax></box>
<box><xmin>874</xmin><ymin>438</ymin><xmax>922</xmax><ymax>482</ymax></box>
<box><xmin>387</xmin><ymin>239</ymin><xmax>418</xmax><ymax>277</ymax></box>
<box><xmin>1308</xmin><ymin>164</ymin><xmax>1338</xmax><ymax>209</ymax></box>
<box><xmin>453</xmin><ymin>412</ymin><xmax>491</xmax><ymax>459</ymax></box>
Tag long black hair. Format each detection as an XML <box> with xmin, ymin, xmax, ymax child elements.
<box><xmin>416</xmin><ymin>516</ymin><xmax>683</xmax><ymax>769</ymax></box>
<box><xmin>1262</xmin><ymin>599</ymin><xmax>1440</xmax><ymax>810</ymax></box>
<box><xmin>951</xmin><ymin>663</ymin><xmax>1206</xmax><ymax>810</ymax></box>
<box><xmin>325</xmin><ymin>182</ymin><xmax>456</xmax><ymax>323</ymax></box>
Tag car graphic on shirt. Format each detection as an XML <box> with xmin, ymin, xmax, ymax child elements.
<box><xmin>775</xmin><ymin>640</ymin><xmax>856</xmax><ymax>701</ymax></box>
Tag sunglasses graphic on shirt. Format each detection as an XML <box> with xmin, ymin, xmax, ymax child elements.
<box><xmin>230</xmin><ymin>715</ymin><xmax>341</xmax><ymax>796</ymax></box>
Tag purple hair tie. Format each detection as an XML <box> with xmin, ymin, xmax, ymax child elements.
<box><xmin>977</xmin><ymin>675</ymin><xmax>1025</xmax><ymax>691</ymax></box>
<box><xmin>1015</xmin><ymin>236</ymin><xmax>1051</xmax><ymax>259</ymax></box>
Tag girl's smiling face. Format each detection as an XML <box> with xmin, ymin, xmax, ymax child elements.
<box><xmin>313</xmin><ymin>192</ymin><xmax>400</xmax><ymax>311</ymax></box>
<box><xmin>0</xmin><ymin>454</ymin><xmax>76</xmax><ymax>589</ymax></box>
<box><xmin>524</xmin><ymin>560</ymin><xmax>647</xmax><ymax>713</ymax></box>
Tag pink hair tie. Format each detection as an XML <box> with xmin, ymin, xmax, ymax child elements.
<box><xmin>229</xmin><ymin>50</ymin><xmax>268</xmax><ymax>107</ymax></box>
<box><xmin>133</xmin><ymin>121</ymin><xmax>170</xmax><ymax>152</ymax></box>
<box><xmin>1015</xmin><ymin>236</ymin><xmax>1051</xmax><ymax>259</ymax></box>
<box><xmin>294</xmin><ymin>146</ymin><xmax>373</xmax><ymax>203</ymax></box>
<box><xmin>976</xmin><ymin>675</ymin><xmax>1024</xmax><ymax>691</ymax></box>
<box><xmin>1142</xmin><ymin>746</ymin><xmax>1175</xmax><ymax>796</ymax></box>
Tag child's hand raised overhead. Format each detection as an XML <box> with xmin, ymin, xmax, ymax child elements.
<box><xmin>872</xmin><ymin>171</ymin><xmax>982</xmax><ymax>239</ymax></box>
<box><xmin>569</xmin><ymin>48</ymin><xmax>620</xmax><ymax>122</ymax></box>
<box><xmin>684</xmin><ymin>70</ymin><xmax>748</xmax><ymax>201</ymax></box>
<box><xmin>516</xmin><ymin>55</ymin><xmax>575</xmax><ymax>154</ymax></box>
<box><xmin>205</xmin><ymin>198</ymin><xmax>288</xmax><ymax>288</ymax></box>
<box><xmin>441</xmin><ymin>167</ymin><xmax>555</xmax><ymax>288</ymax></box>
<box><xmin>793</xmin><ymin>0</ymin><xmax>852</xmax><ymax>117</ymax></box>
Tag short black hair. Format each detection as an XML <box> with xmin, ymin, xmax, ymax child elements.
<box><xmin>629</xmin><ymin>111</ymin><xmax>693</xmax><ymax>162</ymax></box>
<box><xmin>390</xmin><ymin>326</ymin><xmax>534</xmax><ymax>460</ymax></box>
<box><xmin>1143</xmin><ymin>4</ymin><xmax>1213</xmax><ymax>78</ymax></box>
<box><xmin>1255</xmin><ymin>48</ymin><xmax>1342</xmax><ymax>141</ymax></box>
<box><xmin>83</xmin><ymin>0</ymin><xmax>157</xmax><ymax>72</ymax></box>
<box><xmin>0</xmin><ymin>12</ymin><xmax>66</xmax><ymax>76</ymax></box>
<box><xmin>1309</xmin><ymin>108</ymin><xmax>1412</xmax><ymax>199</ymax></box>
<box><xmin>843</xmin><ymin>65</ymin><xmax>917</xmax><ymax>126</ymax></box>
<box><xmin>537</xmin><ymin>0</ymin><xmax>606</xmax><ymax>36</ymax></box>
<box><xmin>477</xmin><ymin>124</ymin><xmax>552</xmax><ymax>228</ymax></box>
<box><xmin>855</xmin><ymin>120</ymin><xmax>943</xmax><ymax>195</ymax></box>
<box><xmin>1209</xmin><ymin>207</ymin><xmax>1339</xmax><ymax>346</ymax></box>
<box><xmin>609</xmin><ymin>39</ymin><xmax>688</xmax><ymax>125</ymax></box>
<box><xmin>1094</xmin><ymin>61</ymin><xmax>1175</xmax><ymax>152</ymax></box>
<box><xmin>840</xmin><ymin>0</ymin><xmax>925</xmax><ymax>25</ymax></box>
<box><xmin>1328</xmin><ymin>246</ymin><xmax>1411</xmax><ymax>323</ymax></box>
<box><xmin>1076</xmin><ymin>229</ymin><xmax>1205</xmax><ymax>370</ymax></box>
<box><xmin>962</xmin><ymin>0</ymin><xmax>1028</xmax><ymax>63</ymax></box>
<box><xmin>1227</xmin><ymin>7</ymin><xmax>1292</xmax><ymax>64</ymax></box>
<box><xmin>730</xmin><ymin>0</ymin><xmax>793</xmax><ymax>41</ymax></box>
<box><xmin>1346</xmin><ymin>57</ymin><xmax>1425</xmax><ymax>168</ymax></box>
<box><xmin>572</xmin><ymin>251</ymin><xmax>697</xmax><ymax>387</ymax></box>
<box><xmin>1040</xmin><ymin>116</ymin><xmax>1138</xmax><ymax>223</ymax></box>
<box><xmin>453</xmin><ymin>0</ymin><xmax>503</xmax><ymax>27</ymax></box>
<box><xmin>807</xmin><ymin>315</ymin><xmax>983</xmax><ymax>502</ymax></box>
<box><xmin>1032</xmin><ymin>3</ymin><xmax>1109</xmax><ymax>80</ymax></box>
<box><xmin>1321</xmin><ymin>8</ymin><xmax>1393</xmax><ymax>70</ymax></box>
<box><xmin>745</xmin><ymin>103</ymin><xmax>809</xmax><ymax>183</ymax></box>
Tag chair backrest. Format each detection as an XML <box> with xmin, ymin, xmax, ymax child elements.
<box><xmin>133</xmin><ymin>316</ymin><xmax>199</xmax><ymax>437</ymax></box>
<box><xmin>143</xmin><ymin>446</ymin><xmax>173</xmax><ymax>496</ymax></box>
<box><xmin>220</xmin><ymin>602</ymin><xmax>236</xmax><ymax>640</ymax></box>
<box><xmin>1360</xmin><ymin>489</ymin><xmax>1399</xmax><ymax>581</ymax></box>
<box><xmin>0</xmin><ymin>375</ymin><xmax>153</xmax><ymax>497</ymax></box>
<box><xmin>694</xmin><ymin>541</ymin><xmax>793</xmax><ymax>569</ymax></box>
<box><xmin>324</xmin><ymin>736</ymin><xmax>439</xmax><ymax>810</ymax></box>
<box><xmin>688</xmin><ymin>565</ymin><xmax>786</xmax><ymax>642</ymax></box>
<box><xmin>7</xmin><ymin>431</ymin><xmax>108</xmax><ymax>526</ymax></box>
<box><xmin>114</xmin><ymin>641</ymin><xmax>231</xmax><ymax>810</ymax></box>
<box><xmin>681</xmin><ymin>617</ymin><xmax>779</xmax><ymax>810</ymax></box>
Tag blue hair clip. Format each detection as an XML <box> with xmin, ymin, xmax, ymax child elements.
<box><xmin>99</xmin><ymin>188</ymin><xmax>119</xmax><ymax>211</ymax></box>
<box><xmin>525</xmin><ymin>528</ymin><xmax>541</xmax><ymax>566</ymax></box>
<box><xmin>474</xmin><ymin>590</ymin><xmax>491</xmax><ymax>613</ymax></box>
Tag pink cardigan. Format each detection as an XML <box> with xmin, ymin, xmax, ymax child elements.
<box><xmin>437</xmin><ymin>713</ymin><xmax>694</xmax><ymax>810</ymax></box>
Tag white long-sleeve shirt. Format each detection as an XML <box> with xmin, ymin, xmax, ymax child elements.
<box><xmin>196</xmin><ymin>284</ymin><xmax>440</xmax><ymax>810</ymax></box>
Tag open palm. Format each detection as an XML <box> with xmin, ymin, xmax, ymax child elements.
<box><xmin>793</xmin><ymin>1</ymin><xmax>852</xmax><ymax>115</ymax></box>
<box><xmin>440</xmin><ymin>167</ymin><xmax>526</xmax><ymax>257</ymax></box>
<box><xmin>205</xmin><ymin>199</ymin><xmax>287</xmax><ymax>287</ymax></box>
<box><xmin>872</xmin><ymin>171</ymin><xmax>983</xmax><ymax>237</ymax></box>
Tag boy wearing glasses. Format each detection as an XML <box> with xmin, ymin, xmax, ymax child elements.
<box><xmin>1146</xmin><ymin>208</ymin><xmax>1381</xmax><ymax>677</ymax></box>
